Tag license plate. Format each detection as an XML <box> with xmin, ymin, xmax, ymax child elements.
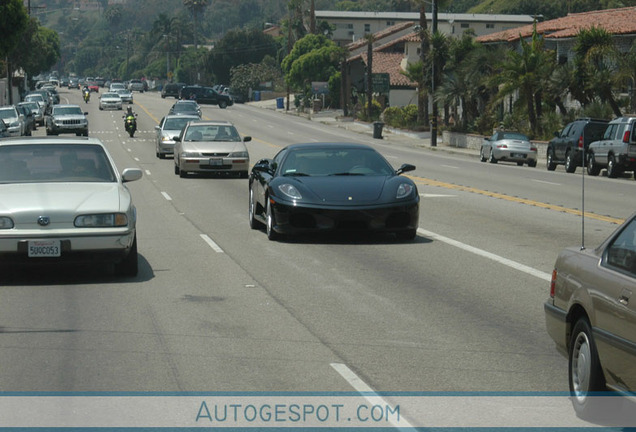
<box><xmin>209</xmin><ymin>158</ymin><xmax>223</xmax><ymax>166</ymax></box>
<box><xmin>28</xmin><ymin>240</ymin><xmax>61</xmax><ymax>257</ymax></box>
<box><xmin>511</xmin><ymin>153</ymin><xmax>526</xmax><ymax>158</ymax></box>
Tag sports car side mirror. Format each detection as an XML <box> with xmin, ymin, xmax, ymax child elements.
<box><xmin>252</xmin><ymin>158</ymin><xmax>272</xmax><ymax>173</ymax></box>
<box><xmin>396</xmin><ymin>164</ymin><xmax>415</xmax><ymax>175</ymax></box>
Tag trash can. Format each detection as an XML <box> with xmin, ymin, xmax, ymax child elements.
<box><xmin>276</xmin><ymin>97</ymin><xmax>284</xmax><ymax>109</ymax></box>
<box><xmin>373</xmin><ymin>121</ymin><xmax>384</xmax><ymax>139</ymax></box>
<box><xmin>252</xmin><ymin>90</ymin><xmax>261</xmax><ymax>102</ymax></box>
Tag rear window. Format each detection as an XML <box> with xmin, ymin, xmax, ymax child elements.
<box><xmin>585</xmin><ymin>122</ymin><xmax>609</xmax><ymax>141</ymax></box>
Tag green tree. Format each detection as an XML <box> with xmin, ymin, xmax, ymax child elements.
<box><xmin>183</xmin><ymin>0</ymin><xmax>209</xmax><ymax>49</ymax></box>
<box><xmin>0</xmin><ymin>0</ymin><xmax>28</xmax><ymax>59</ymax></box>
<box><xmin>230</xmin><ymin>58</ymin><xmax>282</xmax><ymax>100</ymax></box>
<box><xmin>11</xmin><ymin>19</ymin><xmax>60</xmax><ymax>79</ymax></box>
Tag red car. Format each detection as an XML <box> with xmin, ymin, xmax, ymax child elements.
<box><xmin>87</xmin><ymin>82</ymin><xmax>100</xmax><ymax>93</ymax></box>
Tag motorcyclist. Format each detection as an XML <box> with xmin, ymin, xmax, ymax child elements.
<box><xmin>123</xmin><ymin>106</ymin><xmax>137</xmax><ymax>137</ymax></box>
<box><xmin>83</xmin><ymin>86</ymin><xmax>90</xmax><ymax>103</ymax></box>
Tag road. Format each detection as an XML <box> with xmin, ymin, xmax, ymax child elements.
<box><xmin>0</xmin><ymin>87</ymin><xmax>632</xmax><ymax>425</ymax></box>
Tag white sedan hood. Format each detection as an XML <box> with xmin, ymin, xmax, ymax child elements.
<box><xmin>0</xmin><ymin>183</ymin><xmax>129</xmax><ymax>227</ymax></box>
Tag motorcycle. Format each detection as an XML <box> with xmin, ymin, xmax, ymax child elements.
<box><xmin>83</xmin><ymin>90</ymin><xmax>90</xmax><ymax>103</ymax></box>
<box><xmin>123</xmin><ymin>113</ymin><xmax>137</xmax><ymax>137</ymax></box>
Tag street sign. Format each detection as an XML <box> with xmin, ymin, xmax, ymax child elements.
<box><xmin>372</xmin><ymin>73</ymin><xmax>390</xmax><ymax>93</ymax></box>
<box><xmin>312</xmin><ymin>81</ymin><xmax>329</xmax><ymax>95</ymax></box>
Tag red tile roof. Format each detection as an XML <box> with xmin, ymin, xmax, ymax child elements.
<box><xmin>346</xmin><ymin>21</ymin><xmax>416</xmax><ymax>51</ymax></box>
<box><xmin>476</xmin><ymin>7</ymin><xmax>636</xmax><ymax>43</ymax></box>
<box><xmin>359</xmin><ymin>52</ymin><xmax>416</xmax><ymax>87</ymax></box>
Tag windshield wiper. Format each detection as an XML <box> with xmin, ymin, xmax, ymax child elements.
<box><xmin>329</xmin><ymin>172</ymin><xmax>364</xmax><ymax>176</ymax></box>
<box><xmin>283</xmin><ymin>172</ymin><xmax>310</xmax><ymax>177</ymax></box>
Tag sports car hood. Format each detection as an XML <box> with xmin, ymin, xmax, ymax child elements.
<box><xmin>292</xmin><ymin>176</ymin><xmax>387</xmax><ymax>204</ymax></box>
<box><xmin>0</xmin><ymin>183</ymin><xmax>129</xmax><ymax>225</ymax></box>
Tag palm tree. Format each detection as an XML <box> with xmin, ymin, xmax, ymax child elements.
<box><xmin>183</xmin><ymin>0</ymin><xmax>209</xmax><ymax>49</ymax></box>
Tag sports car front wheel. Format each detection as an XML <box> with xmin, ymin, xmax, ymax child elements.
<box><xmin>266</xmin><ymin>199</ymin><xmax>279</xmax><ymax>241</ymax></box>
<box><xmin>249</xmin><ymin>187</ymin><xmax>263</xmax><ymax>230</ymax></box>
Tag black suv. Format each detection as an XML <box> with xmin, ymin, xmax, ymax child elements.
<box><xmin>161</xmin><ymin>82</ymin><xmax>186</xmax><ymax>99</ymax></box>
<box><xmin>547</xmin><ymin>118</ymin><xmax>608</xmax><ymax>173</ymax></box>
<box><xmin>179</xmin><ymin>85</ymin><xmax>233</xmax><ymax>108</ymax></box>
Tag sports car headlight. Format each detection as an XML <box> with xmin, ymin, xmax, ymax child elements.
<box><xmin>229</xmin><ymin>151</ymin><xmax>248</xmax><ymax>158</ymax></box>
<box><xmin>0</xmin><ymin>217</ymin><xmax>14</xmax><ymax>229</ymax></box>
<box><xmin>74</xmin><ymin>213</ymin><xmax>128</xmax><ymax>227</ymax></box>
<box><xmin>278</xmin><ymin>183</ymin><xmax>302</xmax><ymax>200</ymax></box>
<box><xmin>396</xmin><ymin>183</ymin><xmax>415</xmax><ymax>199</ymax></box>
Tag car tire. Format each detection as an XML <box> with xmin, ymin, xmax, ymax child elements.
<box><xmin>607</xmin><ymin>154</ymin><xmax>620</xmax><ymax>178</ymax></box>
<box><xmin>219</xmin><ymin>101</ymin><xmax>228</xmax><ymax>109</ymax></box>
<box><xmin>179</xmin><ymin>169</ymin><xmax>187</xmax><ymax>178</ymax></box>
<box><xmin>516</xmin><ymin>161</ymin><xmax>524</xmax><ymax>166</ymax></box>
<box><xmin>488</xmin><ymin>151</ymin><xmax>497</xmax><ymax>164</ymax></box>
<box><xmin>569</xmin><ymin>318</ymin><xmax>606</xmax><ymax>416</ymax></box>
<box><xmin>587</xmin><ymin>153</ymin><xmax>600</xmax><ymax>176</ymax></box>
<box><xmin>528</xmin><ymin>160</ymin><xmax>537</xmax><ymax>168</ymax></box>
<box><xmin>248</xmin><ymin>187</ymin><xmax>262</xmax><ymax>230</ymax></box>
<box><xmin>266</xmin><ymin>199</ymin><xmax>279</xmax><ymax>241</ymax></box>
<box><xmin>479</xmin><ymin>147</ymin><xmax>487</xmax><ymax>162</ymax></box>
<box><xmin>115</xmin><ymin>235</ymin><xmax>138</xmax><ymax>277</ymax></box>
<box><xmin>174</xmin><ymin>163</ymin><xmax>180</xmax><ymax>175</ymax></box>
<box><xmin>547</xmin><ymin>149</ymin><xmax>557</xmax><ymax>171</ymax></box>
<box><xmin>565</xmin><ymin>151</ymin><xmax>577</xmax><ymax>173</ymax></box>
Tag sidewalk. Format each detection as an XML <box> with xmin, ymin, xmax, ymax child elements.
<box><xmin>247</xmin><ymin>99</ymin><xmax>482</xmax><ymax>160</ymax></box>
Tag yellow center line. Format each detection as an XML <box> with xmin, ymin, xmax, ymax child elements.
<box><xmin>409</xmin><ymin>176</ymin><xmax>624</xmax><ymax>225</ymax></box>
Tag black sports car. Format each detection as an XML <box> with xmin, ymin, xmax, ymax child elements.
<box><xmin>248</xmin><ymin>142</ymin><xmax>420</xmax><ymax>241</ymax></box>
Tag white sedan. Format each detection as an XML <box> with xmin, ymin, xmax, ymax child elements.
<box><xmin>0</xmin><ymin>138</ymin><xmax>143</xmax><ymax>276</ymax></box>
<box><xmin>99</xmin><ymin>92</ymin><xmax>123</xmax><ymax>110</ymax></box>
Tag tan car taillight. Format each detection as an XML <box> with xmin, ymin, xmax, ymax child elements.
<box><xmin>550</xmin><ymin>269</ymin><xmax>557</xmax><ymax>298</ymax></box>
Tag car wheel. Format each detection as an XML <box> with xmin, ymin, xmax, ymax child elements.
<box><xmin>587</xmin><ymin>153</ymin><xmax>600</xmax><ymax>176</ymax></box>
<box><xmin>527</xmin><ymin>160</ymin><xmax>537</xmax><ymax>168</ymax></box>
<box><xmin>266</xmin><ymin>199</ymin><xmax>279</xmax><ymax>241</ymax></box>
<box><xmin>488</xmin><ymin>151</ymin><xmax>497</xmax><ymax>164</ymax></box>
<box><xmin>158</xmin><ymin>152</ymin><xmax>165</xmax><ymax>160</ymax></box>
<box><xmin>174</xmin><ymin>163</ymin><xmax>180</xmax><ymax>175</ymax></box>
<box><xmin>565</xmin><ymin>151</ymin><xmax>577</xmax><ymax>173</ymax></box>
<box><xmin>248</xmin><ymin>187</ymin><xmax>262</xmax><ymax>230</ymax></box>
<box><xmin>547</xmin><ymin>149</ymin><xmax>557</xmax><ymax>171</ymax></box>
<box><xmin>569</xmin><ymin>318</ymin><xmax>606</xmax><ymax>415</ymax></box>
<box><xmin>607</xmin><ymin>154</ymin><xmax>620</xmax><ymax>178</ymax></box>
<box><xmin>219</xmin><ymin>101</ymin><xmax>228</xmax><ymax>109</ymax></box>
<box><xmin>516</xmin><ymin>161</ymin><xmax>524</xmax><ymax>166</ymax></box>
<box><xmin>479</xmin><ymin>147</ymin><xmax>487</xmax><ymax>162</ymax></box>
<box><xmin>179</xmin><ymin>169</ymin><xmax>187</xmax><ymax>178</ymax></box>
<box><xmin>114</xmin><ymin>235</ymin><xmax>138</xmax><ymax>277</ymax></box>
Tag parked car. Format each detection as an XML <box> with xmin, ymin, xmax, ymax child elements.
<box><xmin>587</xmin><ymin>116</ymin><xmax>636</xmax><ymax>179</ymax></box>
<box><xmin>179</xmin><ymin>85</ymin><xmax>233</xmax><ymax>108</ymax></box>
<box><xmin>128</xmin><ymin>79</ymin><xmax>145</xmax><ymax>92</ymax></box>
<box><xmin>173</xmin><ymin>120</ymin><xmax>250</xmax><ymax>178</ymax></box>
<box><xmin>0</xmin><ymin>137</ymin><xmax>142</xmax><ymax>276</ymax></box>
<box><xmin>46</xmin><ymin>104</ymin><xmax>89</xmax><ymax>136</ymax></box>
<box><xmin>0</xmin><ymin>105</ymin><xmax>25</xmax><ymax>137</ymax></box>
<box><xmin>24</xmin><ymin>93</ymin><xmax>48</xmax><ymax>116</ymax></box>
<box><xmin>115</xmin><ymin>89</ymin><xmax>133</xmax><ymax>104</ymax></box>
<box><xmin>248</xmin><ymin>142</ymin><xmax>419</xmax><ymax>241</ymax></box>
<box><xmin>544</xmin><ymin>211</ymin><xmax>636</xmax><ymax>415</ymax></box>
<box><xmin>19</xmin><ymin>101</ymin><xmax>44</xmax><ymax>127</ymax></box>
<box><xmin>16</xmin><ymin>103</ymin><xmax>35</xmax><ymax>135</ymax></box>
<box><xmin>169</xmin><ymin>100</ymin><xmax>201</xmax><ymax>117</ymax></box>
<box><xmin>155</xmin><ymin>114</ymin><xmax>200</xmax><ymax>159</ymax></box>
<box><xmin>161</xmin><ymin>82</ymin><xmax>186</xmax><ymax>98</ymax></box>
<box><xmin>99</xmin><ymin>92</ymin><xmax>123</xmax><ymax>111</ymax></box>
<box><xmin>0</xmin><ymin>119</ymin><xmax>10</xmax><ymax>138</ymax></box>
<box><xmin>25</xmin><ymin>90</ymin><xmax>52</xmax><ymax>113</ymax></box>
<box><xmin>480</xmin><ymin>131</ymin><xmax>537</xmax><ymax>167</ymax></box>
<box><xmin>547</xmin><ymin>118</ymin><xmax>608</xmax><ymax>173</ymax></box>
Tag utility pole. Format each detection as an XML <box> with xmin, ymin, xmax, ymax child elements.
<box><xmin>430</xmin><ymin>0</ymin><xmax>438</xmax><ymax>147</ymax></box>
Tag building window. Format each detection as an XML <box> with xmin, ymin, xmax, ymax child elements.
<box><xmin>364</xmin><ymin>24</ymin><xmax>370</xmax><ymax>32</ymax></box>
<box><xmin>486</xmin><ymin>23</ymin><xmax>494</xmax><ymax>29</ymax></box>
<box><xmin>347</xmin><ymin>23</ymin><xmax>353</xmax><ymax>29</ymax></box>
<box><xmin>461</xmin><ymin>23</ymin><xmax>469</xmax><ymax>29</ymax></box>
<box><xmin>386</xmin><ymin>21</ymin><xmax>395</xmax><ymax>26</ymax></box>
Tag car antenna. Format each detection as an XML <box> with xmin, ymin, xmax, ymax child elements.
<box><xmin>580</xmin><ymin>135</ymin><xmax>586</xmax><ymax>250</ymax></box>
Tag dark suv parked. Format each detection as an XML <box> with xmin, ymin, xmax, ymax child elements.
<box><xmin>161</xmin><ymin>82</ymin><xmax>186</xmax><ymax>98</ymax></box>
<box><xmin>179</xmin><ymin>85</ymin><xmax>233</xmax><ymax>108</ymax></box>
<box><xmin>547</xmin><ymin>118</ymin><xmax>608</xmax><ymax>173</ymax></box>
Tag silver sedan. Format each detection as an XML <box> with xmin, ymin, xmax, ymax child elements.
<box><xmin>154</xmin><ymin>114</ymin><xmax>199</xmax><ymax>159</ymax></box>
<box><xmin>480</xmin><ymin>131</ymin><xmax>538</xmax><ymax>167</ymax></box>
<box><xmin>0</xmin><ymin>137</ymin><xmax>143</xmax><ymax>276</ymax></box>
<box><xmin>173</xmin><ymin>120</ymin><xmax>251</xmax><ymax>178</ymax></box>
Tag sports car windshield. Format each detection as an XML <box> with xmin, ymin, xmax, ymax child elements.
<box><xmin>281</xmin><ymin>148</ymin><xmax>394</xmax><ymax>177</ymax></box>
<box><xmin>0</xmin><ymin>144</ymin><xmax>116</xmax><ymax>184</ymax></box>
<box><xmin>500</xmin><ymin>132</ymin><xmax>529</xmax><ymax>141</ymax></box>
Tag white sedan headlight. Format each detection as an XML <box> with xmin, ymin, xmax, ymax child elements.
<box><xmin>396</xmin><ymin>183</ymin><xmax>415</xmax><ymax>199</ymax></box>
<box><xmin>75</xmin><ymin>213</ymin><xmax>128</xmax><ymax>227</ymax></box>
<box><xmin>228</xmin><ymin>151</ymin><xmax>248</xmax><ymax>158</ymax></box>
<box><xmin>278</xmin><ymin>183</ymin><xmax>302</xmax><ymax>200</ymax></box>
<box><xmin>0</xmin><ymin>217</ymin><xmax>14</xmax><ymax>229</ymax></box>
<box><xmin>181</xmin><ymin>151</ymin><xmax>201</xmax><ymax>158</ymax></box>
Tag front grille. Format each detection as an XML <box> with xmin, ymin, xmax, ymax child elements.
<box><xmin>201</xmin><ymin>152</ymin><xmax>229</xmax><ymax>157</ymax></box>
<box><xmin>62</xmin><ymin>119</ymin><xmax>81</xmax><ymax>125</ymax></box>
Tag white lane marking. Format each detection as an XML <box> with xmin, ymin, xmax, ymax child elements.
<box><xmin>145</xmin><ymin>170</ymin><xmax>151</xmax><ymax>176</ymax></box>
<box><xmin>420</xmin><ymin>193</ymin><xmax>455</xmax><ymax>198</ymax></box>
<box><xmin>134</xmin><ymin>157</ymin><xmax>140</xmax><ymax>162</ymax></box>
<box><xmin>532</xmin><ymin>179</ymin><xmax>561</xmax><ymax>186</ymax></box>
<box><xmin>200</xmin><ymin>234</ymin><xmax>224</xmax><ymax>253</ymax></box>
<box><xmin>161</xmin><ymin>192</ymin><xmax>172</xmax><ymax>201</ymax></box>
<box><xmin>417</xmin><ymin>228</ymin><xmax>551</xmax><ymax>282</ymax></box>
<box><xmin>441</xmin><ymin>164</ymin><xmax>459</xmax><ymax>169</ymax></box>
<box><xmin>331</xmin><ymin>363</ymin><xmax>416</xmax><ymax>430</ymax></box>
<box><xmin>385</xmin><ymin>155</ymin><xmax>399</xmax><ymax>159</ymax></box>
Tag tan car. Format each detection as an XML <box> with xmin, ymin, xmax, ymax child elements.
<box><xmin>544</xmin><ymin>213</ymin><xmax>636</xmax><ymax>414</ymax></box>
<box><xmin>173</xmin><ymin>120</ymin><xmax>251</xmax><ymax>178</ymax></box>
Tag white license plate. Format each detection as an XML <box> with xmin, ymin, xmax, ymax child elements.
<box><xmin>511</xmin><ymin>153</ymin><xmax>526</xmax><ymax>158</ymax></box>
<box><xmin>28</xmin><ymin>240</ymin><xmax>61</xmax><ymax>257</ymax></box>
<box><xmin>209</xmin><ymin>158</ymin><xmax>223</xmax><ymax>166</ymax></box>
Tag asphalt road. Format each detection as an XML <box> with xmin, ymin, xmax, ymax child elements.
<box><xmin>0</xmin><ymin>87</ymin><xmax>632</xmax><ymax>426</ymax></box>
